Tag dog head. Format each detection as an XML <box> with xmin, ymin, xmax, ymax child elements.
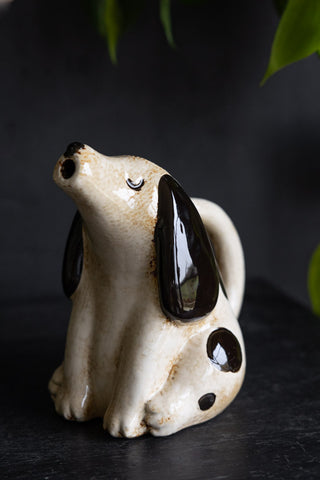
<box><xmin>54</xmin><ymin>143</ymin><xmax>235</xmax><ymax>323</ymax></box>
<box><xmin>53</xmin><ymin>142</ymin><xmax>166</xmax><ymax>235</ymax></box>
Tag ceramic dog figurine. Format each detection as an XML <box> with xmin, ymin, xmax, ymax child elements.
<box><xmin>49</xmin><ymin>142</ymin><xmax>246</xmax><ymax>437</ymax></box>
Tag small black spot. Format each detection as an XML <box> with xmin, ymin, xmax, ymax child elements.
<box><xmin>126</xmin><ymin>178</ymin><xmax>144</xmax><ymax>190</ymax></box>
<box><xmin>64</xmin><ymin>142</ymin><xmax>85</xmax><ymax>157</ymax></box>
<box><xmin>61</xmin><ymin>159</ymin><xmax>75</xmax><ymax>179</ymax></box>
<box><xmin>198</xmin><ymin>393</ymin><xmax>216</xmax><ymax>411</ymax></box>
<box><xmin>207</xmin><ymin>328</ymin><xmax>242</xmax><ymax>373</ymax></box>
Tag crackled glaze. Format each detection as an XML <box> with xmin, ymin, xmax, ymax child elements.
<box><xmin>49</xmin><ymin>142</ymin><xmax>246</xmax><ymax>438</ymax></box>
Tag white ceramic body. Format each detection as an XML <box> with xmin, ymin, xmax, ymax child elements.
<box><xmin>49</xmin><ymin>144</ymin><xmax>246</xmax><ymax>437</ymax></box>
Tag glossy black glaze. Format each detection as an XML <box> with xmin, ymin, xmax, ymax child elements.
<box><xmin>198</xmin><ymin>393</ymin><xmax>216</xmax><ymax>411</ymax></box>
<box><xmin>218</xmin><ymin>268</ymin><xmax>228</xmax><ymax>298</ymax></box>
<box><xmin>207</xmin><ymin>328</ymin><xmax>242</xmax><ymax>372</ymax></box>
<box><xmin>64</xmin><ymin>142</ymin><xmax>85</xmax><ymax>157</ymax></box>
<box><xmin>126</xmin><ymin>178</ymin><xmax>144</xmax><ymax>190</ymax></box>
<box><xmin>62</xmin><ymin>211</ymin><xmax>83</xmax><ymax>298</ymax></box>
<box><xmin>155</xmin><ymin>174</ymin><xmax>219</xmax><ymax>322</ymax></box>
<box><xmin>61</xmin><ymin>158</ymin><xmax>76</xmax><ymax>179</ymax></box>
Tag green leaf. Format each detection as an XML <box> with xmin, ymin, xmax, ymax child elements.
<box><xmin>160</xmin><ymin>0</ymin><xmax>175</xmax><ymax>48</ymax></box>
<box><xmin>308</xmin><ymin>244</ymin><xmax>320</xmax><ymax>316</ymax></box>
<box><xmin>85</xmin><ymin>0</ymin><xmax>146</xmax><ymax>63</ymax></box>
<box><xmin>262</xmin><ymin>0</ymin><xmax>320</xmax><ymax>85</ymax></box>
<box><xmin>86</xmin><ymin>0</ymin><xmax>123</xmax><ymax>64</ymax></box>
<box><xmin>99</xmin><ymin>0</ymin><xmax>123</xmax><ymax>64</ymax></box>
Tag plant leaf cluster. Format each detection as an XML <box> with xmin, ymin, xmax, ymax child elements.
<box><xmin>85</xmin><ymin>0</ymin><xmax>208</xmax><ymax>63</ymax></box>
<box><xmin>84</xmin><ymin>0</ymin><xmax>146</xmax><ymax>63</ymax></box>
<box><xmin>263</xmin><ymin>0</ymin><xmax>320</xmax><ymax>84</ymax></box>
<box><xmin>269</xmin><ymin>1</ymin><xmax>320</xmax><ymax>316</ymax></box>
<box><xmin>84</xmin><ymin>0</ymin><xmax>320</xmax><ymax>315</ymax></box>
<box><xmin>86</xmin><ymin>1</ymin><xmax>320</xmax><ymax>81</ymax></box>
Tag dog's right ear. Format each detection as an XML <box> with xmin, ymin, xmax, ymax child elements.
<box><xmin>155</xmin><ymin>175</ymin><xmax>219</xmax><ymax>323</ymax></box>
<box><xmin>62</xmin><ymin>211</ymin><xmax>83</xmax><ymax>298</ymax></box>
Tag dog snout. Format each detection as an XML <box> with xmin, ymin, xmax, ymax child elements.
<box><xmin>59</xmin><ymin>142</ymin><xmax>85</xmax><ymax>180</ymax></box>
<box><xmin>64</xmin><ymin>142</ymin><xmax>85</xmax><ymax>158</ymax></box>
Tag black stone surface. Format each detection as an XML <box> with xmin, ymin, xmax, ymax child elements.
<box><xmin>1</xmin><ymin>279</ymin><xmax>320</xmax><ymax>480</ymax></box>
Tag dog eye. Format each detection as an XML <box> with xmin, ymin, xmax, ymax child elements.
<box><xmin>126</xmin><ymin>178</ymin><xmax>144</xmax><ymax>191</ymax></box>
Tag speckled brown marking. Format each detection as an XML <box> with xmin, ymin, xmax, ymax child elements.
<box><xmin>147</xmin><ymin>253</ymin><xmax>157</xmax><ymax>278</ymax></box>
<box><xmin>183</xmin><ymin>313</ymin><xmax>217</xmax><ymax>336</ymax></box>
<box><xmin>157</xmin><ymin>415</ymin><xmax>171</xmax><ymax>426</ymax></box>
<box><xmin>164</xmin><ymin>354</ymin><xmax>182</xmax><ymax>384</ymax></box>
<box><xmin>168</xmin><ymin>363</ymin><xmax>179</xmax><ymax>381</ymax></box>
<box><xmin>79</xmin><ymin>152</ymin><xmax>93</xmax><ymax>163</ymax></box>
<box><xmin>140</xmin><ymin>419</ymin><xmax>147</xmax><ymax>429</ymax></box>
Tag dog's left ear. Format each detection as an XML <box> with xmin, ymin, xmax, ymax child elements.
<box><xmin>62</xmin><ymin>210</ymin><xmax>83</xmax><ymax>298</ymax></box>
<box><xmin>155</xmin><ymin>175</ymin><xmax>219</xmax><ymax>322</ymax></box>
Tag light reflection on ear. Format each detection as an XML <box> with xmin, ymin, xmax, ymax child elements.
<box><xmin>172</xmin><ymin>199</ymin><xmax>198</xmax><ymax>312</ymax></box>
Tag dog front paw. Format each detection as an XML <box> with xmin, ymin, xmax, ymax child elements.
<box><xmin>103</xmin><ymin>403</ymin><xmax>147</xmax><ymax>438</ymax></box>
<box><xmin>48</xmin><ymin>364</ymin><xmax>63</xmax><ymax>400</ymax></box>
<box><xmin>48</xmin><ymin>364</ymin><xmax>96</xmax><ymax>421</ymax></box>
<box><xmin>144</xmin><ymin>398</ymin><xmax>184</xmax><ymax>437</ymax></box>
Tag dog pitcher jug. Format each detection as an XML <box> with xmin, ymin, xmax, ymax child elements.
<box><xmin>49</xmin><ymin>142</ymin><xmax>246</xmax><ymax>438</ymax></box>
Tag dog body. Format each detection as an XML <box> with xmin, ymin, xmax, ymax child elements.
<box><xmin>49</xmin><ymin>143</ymin><xmax>246</xmax><ymax>437</ymax></box>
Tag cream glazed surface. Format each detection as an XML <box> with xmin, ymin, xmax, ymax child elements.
<box><xmin>49</xmin><ymin>142</ymin><xmax>246</xmax><ymax>438</ymax></box>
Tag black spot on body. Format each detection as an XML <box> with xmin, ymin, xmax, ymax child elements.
<box><xmin>64</xmin><ymin>142</ymin><xmax>85</xmax><ymax>157</ymax></box>
<box><xmin>198</xmin><ymin>393</ymin><xmax>216</xmax><ymax>410</ymax></box>
<box><xmin>62</xmin><ymin>211</ymin><xmax>83</xmax><ymax>298</ymax></box>
<box><xmin>207</xmin><ymin>328</ymin><xmax>242</xmax><ymax>372</ymax></box>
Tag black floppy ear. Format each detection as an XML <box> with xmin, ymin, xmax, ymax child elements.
<box><xmin>155</xmin><ymin>175</ymin><xmax>219</xmax><ymax>322</ymax></box>
<box><xmin>62</xmin><ymin>211</ymin><xmax>83</xmax><ymax>298</ymax></box>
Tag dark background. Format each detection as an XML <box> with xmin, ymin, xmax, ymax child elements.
<box><xmin>1</xmin><ymin>0</ymin><xmax>320</xmax><ymax>305</ymax></box>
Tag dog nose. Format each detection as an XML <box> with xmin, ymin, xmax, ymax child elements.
<box><xmin>60</xmin><ymin>158</ymin><xmax>76</xmax><ymax>179</ymax></box>
<box><xmin>64</xmin><ymin>142</ymin><xmax>84</xmax><ymax>158</ymax></box>
<box><xmin>60</xmin><ymin>142</ymin><xmax>84</xmax><ymax>179</ymax></box>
